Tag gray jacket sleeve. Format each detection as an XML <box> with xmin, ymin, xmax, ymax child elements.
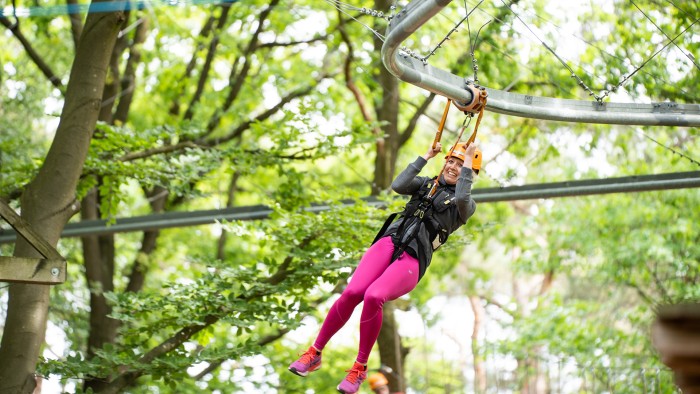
<box><xmin>455</xmin><ymin>166</ymin><xmax>477</xmax><ymax>223</ymax></box>
<box><xmin>391</xmin><ymin>156</ymin><xmax>429</xmax><ymax>195</ymax></box>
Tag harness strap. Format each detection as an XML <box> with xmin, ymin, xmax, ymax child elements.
<box><xmin>372</xmin><ymin>212</ymin><xmax>399</xmax><ymax>245</ymax></box>
<box><xmin>390</xmin><ymin>187</ymin><xmax>442</xmax><ymax>262</ymax></box>
<box><xmin>391</xmin><ymin>221</ymin><xmax>422</xmax><ymax>261</ymax></box>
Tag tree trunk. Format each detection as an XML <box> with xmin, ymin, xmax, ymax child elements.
<box><xmin>371</xmin><ymin>62</ymin><xmax>400</xmax><ymax>193</ymax></box>
<box><xmin>82</xmin><ymin>14</ymin><xmax>149</xmax><ymax>390</ymax></box>
<box><xmin>371</xmin><ymin>0</ymin><xmax>400</xmax><ymax>195</ymax></box>
<box><xmin>370</xmin><ymin>0</ymin><xmax>407</xmax><ymax>390</ymax></box>
<box><xmin>125</xmin><ymin>187</ymin><xmax>168</xmax><ymax>293</ymax></box>
<box><xmin>0</xmin><ymin>5</ymin><xmax>124</xmax><ymax>392</ymax></box>
<box><xmin>82</xmin><ymin>188</ymin><xmax>119</xmax><ymax>392</ymax></box>
<box><xmin>376</xmin><ymin>302</ymin><xmax>409</xmax><ymax>392</ymax></box>
<box><xmin>82</xmin><ymin>187</ymin><xmax>118</xmax><ymax>361</ymax></box>
<box><xmin>469</xmin><ymin>295</ymin><xmax>487</xmax><ymax>393</ymax></box>
<box><xmin>513</xmin><ymin>248</ymin><xmax>555</xmax><ymax>394</ymax></box>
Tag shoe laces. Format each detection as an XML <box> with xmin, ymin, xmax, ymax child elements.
<box><xmin>298</xmin><ymin>348</ymin><xmax>318</xmax><ymax>365</ymax></box>
<box><xmin>344</xmin><ymin>363</ymin><xmax>366</xmax><ymax>384</ymax></box>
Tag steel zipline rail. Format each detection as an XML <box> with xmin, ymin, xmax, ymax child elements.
<box><xmin>381</xmin><ymin>0</ymin><xmax>700</xmax><ymax>127</ymax></box>
<box><xmin>1</xmin><ymin>171</ymin><xmax>698</xmax><ymax>244</ymax></box>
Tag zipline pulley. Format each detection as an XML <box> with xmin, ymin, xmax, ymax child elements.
<box><xmin>431</xmin><ymin>86</ymin><xmax>488</xmax><ymax>157</ymax></box>
<box><xmin>454</xmin><ymin>84</ymin><xmax>488</xmax><ymax>115</ymax></box>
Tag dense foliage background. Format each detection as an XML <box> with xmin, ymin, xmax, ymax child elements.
<box><xmin>1</xmin><ymin>0</ymin><xmax>698</xmax><ymax>392</ymax></box>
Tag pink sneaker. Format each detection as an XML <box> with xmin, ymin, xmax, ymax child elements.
<box><xmin>288</xmin><ymin>346</ymin><xmax>322</xmax><ymax>377</ymax></box>
<box><xmin>336</xmin><ymin>361</ymin><xmax>367</xmax><ymax>393</ymax></box>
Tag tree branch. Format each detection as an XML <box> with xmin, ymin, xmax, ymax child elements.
<box><xmin>117</xmin><ymin>141</ymin><xmax>204</xmax><ymax>162</ymax></box>
<box><xmin>66</xmin><ymin>0</ymin><xmax>83</xmax><ymax>47</ymax></box>
<box><xmin>538</xmin><ymin>269</ymin><xmax>555</xmax><ymax>296</ymax></box>
<box><xmin>256</xmin><ymin>35</ymin><xmax>328</xmax><ymax>49</ymax></box>
<box><xmin>243</xmin><ymin>146</ymin><xmax>319</xmax><ymax>161</ymax></box>
<box><xmin>481</xmin><ymin>294</ymin><xmax>514</xmax><ymax>318</ymax></box>
<box><xmin>337</xmin><ymin>11</ymin><xmax>379</xmax><ymax>136</ymax></box>
<box><xmin>216</xmin><ymin>170</ymin><xmax>241</xmax><ymax>260</ymax></box>
<box><xmin>199</xmin><ymin>76</ymin><xmax>329</xmax><ymax>146</ymax></box>
<box><xmin>1</xmin><ymin>16</ymin><xmax>64</xmax><ymax>92</ymax></box>
<box><xmin>398</xmin><ymin>93</ymin><xmax>436</xmax><ymax>147</ymax></box>
<box><xmin>648</xmin><ymin>259</ymin><xmax>672</xmax><ymax>303</ymax></box>
<box><xmin>183</xmin><ymin>4</ymin><xmax>233</xmax><ymax>121</ymax></box>
<box><xmin>124</xmin><ymin>187</ymin><xmax>167</xmax><ymax>294</ymax></box>
<box><xmin>169</xmin><ymin>13</ymin><xmax>216</xmax><ymax>116</ymax></box>
<box><xmin>113</xmin><ymin>16</ymin><xmax>148</xmax><ymax>124</ymax></box>
<box><xmin>624</xmin><ymin>279</ymin><xmax>655</xmax><ymax>306</ymax></box>
<box><xmin>205</xmin><ymin>0</ymin><xmax>281</xmax><ymax>134</ymax></box>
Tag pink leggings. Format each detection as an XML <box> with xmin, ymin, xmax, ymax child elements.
<box><xmin>313</xmin><ymin>236</ymin><xmax>420</xmax><ymax>364</ymax></box>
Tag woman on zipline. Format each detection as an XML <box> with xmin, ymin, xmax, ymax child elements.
<box><xmin>288</xmin><ymin>139</ymin><xmax>480</xmax><ymax>394</ymax></box>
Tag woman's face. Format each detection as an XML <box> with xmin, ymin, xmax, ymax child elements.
<box><xmin>442</xmin><ymin>157</ymin><xmax>464</xmax><ymax>185</ymax></box>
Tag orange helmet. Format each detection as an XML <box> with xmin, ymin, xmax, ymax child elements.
<box><xmin>369</xmin><ymin>372</ymin><xmax>389</xmax><ymax>389</ymax></box>
<box><xmin>445</xmin><ymin>143</ymin><xmax>468</xmax><ymax>162</ymax></box>
<box><xmin>446</xmin><ymin>143</ymin><xmax>482</xmax><ymax>174</ymax></box>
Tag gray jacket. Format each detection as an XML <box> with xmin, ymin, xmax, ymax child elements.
<box><xmin>378</xmin><ymin>156</ymin><xmax>476</xmax><ymax>280</ymax></box>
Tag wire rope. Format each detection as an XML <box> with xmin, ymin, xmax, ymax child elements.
<box><xmin>457</xmin><ymin>1</ymin><xmax>633</xmax><ymax>100</ymax></box>
<box><xmin>462</xmin><ymin>0</ymin><xmax>695</xmax><ymax>102</ymax></box>
<box><xmin>422</xmin><ymin>0</ymin><xmax>486</xmax><ymax>63</ymax></box>
<box><xmin>322</xmin><ymin>0</ymin><xmax>387</xmax><ymax>42</ymax></box>
<box><xmin>325</xmin><ymin>0</ymin><xmax>392</xmax><ymax>20</ymax></box>
<box><xmin>469</xmin><ymin>18</ymin><xmax>490</xmax><ymax>84</ymax></box>
<box><xmin>477</xmin><ymin>39</ymin><xmax>576</xmax><ymax>99</ymax></box>
<box><xmin>498</xmin><ymin>0</ymin><xmax>604</xmax><ymax>101</ymax></box>
<box><xmin>638</xmin><ymin>130</ymin><xmax>700</xmax><ymax>168</ymax></box>
<box><xmin>616</xmin><ymin>16</ymin><xmax>700</xmax><ymax>99</ymax></box>
<box><xmin>629</xmin><ymin>0</ymin><xmax>700</xmax><ymax>71</ymax></box>
<box><xmin>663</xmin><ymin>0</ymin><xmax>695</xmax><ymax>19</ymax></box>
<box><xmin>431</xmin><ymin>3</ymin><xmax>580</xmax><ymax>100</ymax></box>
<box><xmin>498</xmin><ymin>0</ymin><xmax>700</xmax><ymax>103</ymax></box>
<box><xmin>513</xmin><ymin>2</ymin><xmax>700</xmax><ymax>101</ymax></box>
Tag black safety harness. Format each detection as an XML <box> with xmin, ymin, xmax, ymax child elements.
<box><xmin>373</xmin><ymin>179</ymin><xmax>447</xmax><ymax>263</ymax></box>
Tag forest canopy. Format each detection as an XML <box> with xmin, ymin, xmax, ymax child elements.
<box><xmin>0</xmin><ymin>0</ymin><xmax>698</xmax><ymax>393</ymax></box>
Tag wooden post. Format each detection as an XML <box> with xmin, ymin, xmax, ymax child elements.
<box><xmin>0</xmin><ymin>201</ymin><xmax>66</xmax><ymax>284</ymax></box>
<box><xmin>652</xmin><ymin>303</ymin><xmax>700</xmax><ymax>393</ymax></box>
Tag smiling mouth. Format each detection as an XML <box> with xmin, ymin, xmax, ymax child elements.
<box><xmin>447</xmin><ymin>170</ymin><xmax>458</xmax><ymax>177</ymax></box>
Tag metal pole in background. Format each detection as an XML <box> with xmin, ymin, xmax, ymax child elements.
<box><xmin>1</xmin><ymin>171</ymin><xmax>698</xmax><ymax>243</ymax></box>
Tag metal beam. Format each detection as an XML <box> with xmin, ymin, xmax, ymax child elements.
<box><xmin>0</xmin><ymin>257</ymin><xmax>66</xmax><ymax>284</ymax></box>
<box><xmin>473</xmin><ymin>171</ymin><xmax>700</xmax><ymax>202</ymax></box>
<box><xmin>0</xmin><ymin>171</ymin><xmax>697</xmax><ymax>244</ymax></box>
<box><xmin>381</xmin><ymin>0</ymin><xmax>700</xmax><ymax>127</ymax></box>
<box><xmin>0</xmin><ymin>200</ymin><xmax>67</xmax><ymax>283</ymax></box>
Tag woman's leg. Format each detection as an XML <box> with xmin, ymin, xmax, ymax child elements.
<box><xmin>355</xmin><ymin>252</ymin><xmax>419</xmax><ymax>364</ymax></box>
<box><xmin>313</xmin><ymin>236</ymin><xmax>396</xmax><ymax>351</ymax></box>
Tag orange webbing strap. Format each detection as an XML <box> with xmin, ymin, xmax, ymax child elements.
<box><xmin>465</xmin><ymin>99</ymin><xmax>486</xmax><ymax>147</ymax></box>
<box><xmin>432</xmin><ymin>99</ymin><xmax>451</xmax><ymax>150</ymax></box>
<box><xmin>428</xmin><ymin>118</ymin><xmax>470</xmax><ymax>198</ymax></box>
